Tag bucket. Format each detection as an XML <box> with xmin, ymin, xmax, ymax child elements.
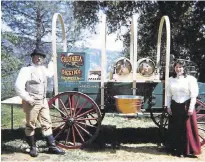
<box><xmin>114</xmin><ymin>95</ymin><xmax>144</xmax><ymax>114</ymax></box>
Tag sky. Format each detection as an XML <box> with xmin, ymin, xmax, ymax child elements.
<box><xmin>75</xmin><ymin>32</ymin><xmax>124</xmax><ymax>52</ymax></box>
<box><xmin>88</xmin><ymin>34</ymin><xmax>123</xmax><ymax>52</ymax></box>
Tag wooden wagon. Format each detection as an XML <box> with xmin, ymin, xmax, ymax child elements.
<box><xmin>48</xmin><ymin>13</ymin><xmax>205</xmax><ymax>149</ymax></box>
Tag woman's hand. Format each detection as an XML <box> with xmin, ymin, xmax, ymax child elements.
<box><xmin>188</xmin><ymin>110</ymin><xmax>193</xmax><ymax>116</ymax></box>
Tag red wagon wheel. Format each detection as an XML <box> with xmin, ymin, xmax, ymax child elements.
<box><xmin>195</xmin><ymin>99</ymin><xmax>205</xmax><ymax>146</ymax></box>
<box><xmin>48</xmin><ymin>91</ymin><xmax>102</xmax><ymax>149</ymax></box>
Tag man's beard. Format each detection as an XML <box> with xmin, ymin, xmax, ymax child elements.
<box><xmin>36</xmin><ymin>59</ymin><xmax>43</xmax><ymax>65</ymax></box>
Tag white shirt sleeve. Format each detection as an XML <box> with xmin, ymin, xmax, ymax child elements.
<box><xmin>188</xmin><ymin>76</ymin><xmax>199</xmax><ymax>112</ymax></box>
<box><xmin>15</xmin><ymin>67</ymin><xmax>34</xmax><ymax>102</ymax></box>
<box><xmin>44</xmin><ymin>61</ymin><xmax>54</xmax><ymax>78</ymax></box>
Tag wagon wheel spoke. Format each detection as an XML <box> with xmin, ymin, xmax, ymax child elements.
<box><xmin>65</xmin><ymin>127</ymin><xmax>71</xmax><ymax>145</ymax></box>
<box><xmin>76</xmin><ymin>107</ymin><xmax>95</xmax><ymax>119</ymax></box>
<box><xmin>59</xmin><ymin>98</ymin><xmax>70</xmax><ymax>116</ymax></box>
<box><xmin>87</xmin><ymin>113</ymin><xmax>96</xmax><ymax>125</ymax></box>
<box><xmin>48</xmin><ymin>91</ymin><xmax>101</xmax><ymax>149</ymax></box>
<box><xmin>54</xmin><ymin>125</ymin><xmax>66</xmax><ymax>139</ymax></box>
<box><xmin>73</xmin><ymin>95</ymin><xmax>80</xmax><ymax>116</ymax></box>
<box><xmin>75</xmin><ymin>121</ymin><xmax>97</xmax><ymax>128</ymax></box>
<box><xmin>51</xmin><ymin>104</ymin><xmax>67</xmax><ymax>117</ymax></box>
<box><xmin>50</xmin><ymin>114</ymin><xmax>65</xmax><ymax>119</ymax></box>
<box><xmin>75</xmin><ymin>100</ymin><xmax>89</xmax><ymax>117</ymax></box>
<box><xmin>75</xmin><ymin>123</ymin><xmax>92</xmax><ymax>137</ymax></box>
<box><xmin>76</xmin><ymin>117</ymin><xmax>98</xmax><ymax>121</ymax></box>
<box><xmin>72</xmin><ymin>126</ymin><xmax>76</xmax><ymax>147</ymax></box>
<box><xmin>162</xmin><ymin>116</ymin><xmax>169</xmax><ymax>128</ymax></box>
<box><xmin>154</xmin><ymin>114</ymin><xmax>161</xmax><ymax>125</ymax></box>
<box><xmin>52</xmin><ymin>120</ymin><xmax>66</xmax><ymax>123</ymax></box>
<box><xmin>150</xmin><ymin>111</ymin><xmax>167</xmax><ymax>128</ymax></box>
<box><xmin>73</xmin><ymin>124</ymin><xmax>85</xmax><ymax>143</ymax></box>
<box><xmin>197</xmin><ymin>114</ymin><xmax>205</xmax><ymax>120</ymax></box>
<box><xmin>68</xmin><ymin>95</ymin><xmax>73</xmax><ymax>117</ymax></box>
<box><xmin>53</xmin><ymin>123</ymin><xmax>65</xmax><ymax>131</ymax></box>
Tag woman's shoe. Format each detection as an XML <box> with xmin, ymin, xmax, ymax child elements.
<box><xmin>185</xmin><ymin>154</ymin><xmax>197</xmax><ymax>158</ymax></box>
<box><xmin>178</xmin><ymin>154</ymin><xmax>184</xmax><ymax>158</ymax></box>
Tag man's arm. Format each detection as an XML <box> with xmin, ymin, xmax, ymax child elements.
<box><xmin>45</xmin><ymin>58</ymin><xmax>54</xmax><ymax>78</ymax></box>
<box><xmin>15</xmin><ymin>67</ymin><xmax>35</xmax><ymax>104</ymax></box>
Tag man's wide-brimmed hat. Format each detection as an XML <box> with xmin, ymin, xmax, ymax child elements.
<box><xmin>30</xmin><ymin>48</ymin><xmax>46</xmax><ymax>58</ymax></box>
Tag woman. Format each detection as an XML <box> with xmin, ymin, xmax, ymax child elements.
<box><xmin>166</xmin><ymin>60</ymin><xmax>201</xmax><ymax>157</ymax></box>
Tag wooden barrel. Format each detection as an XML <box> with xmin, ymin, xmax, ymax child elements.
<box><xmin>114</xmin><ymin>95</ymin><xmax>144</xmax><ymax>114</ymax></box>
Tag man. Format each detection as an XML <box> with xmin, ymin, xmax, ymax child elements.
<box><xmin>15</xmin><ymin>48</ymin><xmax>65</xmax><ymax>157</ymax></box>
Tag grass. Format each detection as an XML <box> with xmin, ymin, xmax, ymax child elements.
<box><xmin>102</xmin><ymin>113</ymin><xmax>156</xmax><ymax>128</ymax></box>
<box><xmin>1</xmin><ymin>104</ymin><xmax>25</xmax><ymax>129</ymax></box>
<box><xmin>1</xmin><ymin>113</ymin><xmax>205</xmax><ymax>162</ymax></box>
<box><xmin>0</xmin><ymin>104</ymin><xmax>156</xmax><ymax>129</ymax></box>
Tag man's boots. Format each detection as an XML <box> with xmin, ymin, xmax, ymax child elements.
<box><xmin>45</xmin><ymin>135</ymin><xmax>65</xmax><ymax>155</ymax></box>
<box><xmin>26</xmin><ymin>135</ymin><xmax>38</xmax><ymax>157</ymax></box>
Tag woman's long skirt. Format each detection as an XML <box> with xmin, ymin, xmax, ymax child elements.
<box><xmin>167</xmin><ymin>99</ymin><xmax>201</xmax><ymax>155</ymax></box>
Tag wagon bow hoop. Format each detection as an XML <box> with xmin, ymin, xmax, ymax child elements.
<box><xmin>157</xmin><ymin>15</ymin><xmax>171</xmax><ymax>107</ymax></box>
<box><xmin>52</xmin><ymin>13</ymin><xmax>67</xmax><ymax>96</ymax></box>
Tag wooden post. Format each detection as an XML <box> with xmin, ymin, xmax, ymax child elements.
<box><xmin>131</xmin><ymin>14</ymin><xmax>139</xmax><ymax>95</ymax></box>
<box><xmin>100</xmin><ymin>13</ymin><xmax>106</xmax><ymax>112</ymax></box>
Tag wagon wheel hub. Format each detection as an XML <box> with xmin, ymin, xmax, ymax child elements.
<box><xmin>67</xmin><ymin>117</ymin><xmax>75</xmax><ymax>126</ymax></box>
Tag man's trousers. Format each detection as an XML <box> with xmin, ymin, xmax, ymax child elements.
<box><xmin>22</xmin><ymin>98</ymin><xmax>52</xmax><ymax>136</ymax></box>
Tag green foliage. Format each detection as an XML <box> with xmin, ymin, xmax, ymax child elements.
<box><xmin>73</xmin><ymin>1</ymin><xmax>205</xmax><ymax>82</ymax></box>
<box><xmin>1</xmin><ymin>32</ymin><xmax>21</xmax><ymax>45</ymax></box>
<box><xmin>2</xmin><ymin>1</ymin><xmax>85</xmax><ymax>49</ymax></box>
<box><xmin>1</xmin><ymin>51</ymin><xmax>23</xmax><ymax>78</ymax></box>
<box><xmin>1</xmin><ymin>1</ymin><xmax>85</xmax><ymax>100</ymax></box>
<box><xmin>1</xmin><ymin>32</ymin><xmax>23</xmax><ymax>100</ymax></box>
<box><xmin>73</xmin><ymin>1</ymin><xmax>100</xmax><ymax>32</ymax></box>
<box><xmin>2</xmin><ymin>1</ymin><xmax>58</xmax><ymax>48</ymax></box>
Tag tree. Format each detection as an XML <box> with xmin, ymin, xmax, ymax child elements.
<box><xmin>1</xmin><ymin>1</ymin><xmax>83</xmax><ymax>53</ymax></box>
<box><xmin>72</xmin><ymin>1</ymin><xmax>205</xmax><ymax>82</ymax></box>
<box><xmin>1</xmin><ymin>1</ymin><xmax>86</xmax><ymax>99</ymax></box>
<box><xmin>1</xmin><ymin>32</ymin><xmax>23</xmax><ymax>100</ymax></box>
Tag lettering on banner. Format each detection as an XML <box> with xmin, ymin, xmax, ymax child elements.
<box><xmin>60</xmin><ymin>53</ymin><xmax>84</xmax><ymax>81</ymax></box>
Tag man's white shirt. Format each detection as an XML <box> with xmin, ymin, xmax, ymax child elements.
<box><xmin>15</xmin><ymin>61</ymin><xmax>54</xmax><ymax>103</ymax></box>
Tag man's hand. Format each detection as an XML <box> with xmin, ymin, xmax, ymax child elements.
<box><xmin>50</xmin><ymin>56</ymin><xmax>55</xmax><ymax>62</ymax></box>
<box><xmin>167</xmin><ymin>107</ymin><xmax>172</xmax><ymax>115</ymax></box>
<box><xmin>28</xmin><ymin>99</ymin><xmax>36</xmax><ymax>106</ymax></box>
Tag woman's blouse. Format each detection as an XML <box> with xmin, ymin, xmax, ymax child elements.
<box><xmin>166</xmin><ymin>75</ymin><xmax>199</xmax><ymax>112</ymax></box>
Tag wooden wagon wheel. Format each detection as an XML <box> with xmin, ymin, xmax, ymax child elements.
<box><xmin>48</xmin><ymin>91</ymin><xmax>102</xmax><ymax>149</ymax></box>
<box><xmin>150</xmin><ymin>99</ymin><xmax>205</xmax><ymax>146</ymax></box>
<box><xmin>195</xmin><ymin>99</ymin><xmax>205</xmax><ymax>146</ymax></box>
<box><xmin>150</xmin><ymin>107</ymin><xmax>169</xmax><ymax>129</ymax></box>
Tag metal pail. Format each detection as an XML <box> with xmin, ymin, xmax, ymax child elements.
<box><xmin>114</xmin><ymin>95</ymin><xmax>144</xmax><ymax>114</ymax></box>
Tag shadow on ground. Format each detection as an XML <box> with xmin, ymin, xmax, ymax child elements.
<box><xmin>1</xmin><ymin>125</ymin><xmax>166</xmax><ymax>154</ymax></box>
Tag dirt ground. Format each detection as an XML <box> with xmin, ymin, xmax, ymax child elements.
<box><xmin>1</xmin><ymin>115</ymin><xmax>205</xmax><ymax>162</ymax></box>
